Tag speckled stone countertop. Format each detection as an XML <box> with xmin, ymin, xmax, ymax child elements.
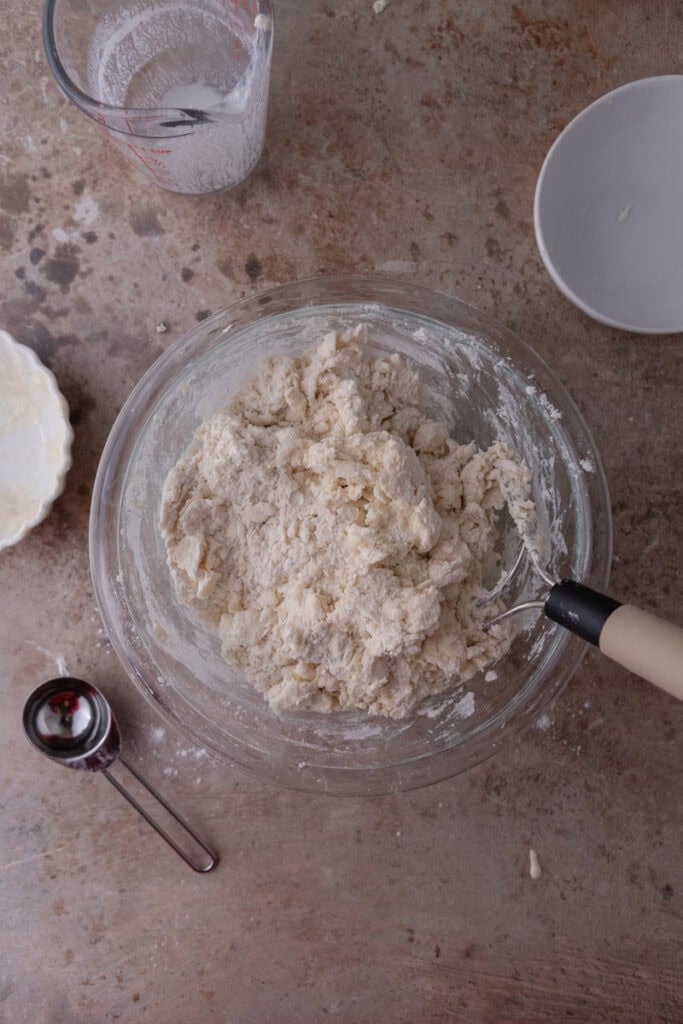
<box><xmin>1</xmin><ymin>2</ymin><xmax>681</xmax><ymax>1021</ymax></box>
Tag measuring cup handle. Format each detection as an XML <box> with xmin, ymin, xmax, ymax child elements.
<box><xmin>102</xmin><ymin>756</ymin><xmax>218</xmax><ymax>872</ymax></box>
<box><xmin>545</xmin><ymin>580</ymin><xmax>683</xmax><ymax>700</ymax></box>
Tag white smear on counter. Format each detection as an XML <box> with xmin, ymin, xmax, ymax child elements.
<box><xmin>156</xmin><ymin>323</ymin><xmax>168</xmax><ymax>334</ymax></box>
<box><xmin>534</xmin><ymin>712</ymin><xmax>552</xmax><ymax>732</ymax></box>
<box><xmin>73</xmin><ymin>194</ymin><xmax>99</xmax><ymax>226</ymax></box>
<box><xmin>529</xmin><ymin>848</ymin><xmax>542</xmax><ymax>879</ymax></box>
<box><xmin>150</xmin><ymin>725</ymin><xmax>166</xmax><ymax>743</ymax></box>
<box><xmin>376</xmin><ymin>259</ymin><xmax>413</xmax><ymax>273</ymax></box>
<box><xmin>56</xmin><ymin>654</ymin><xmax>69</xmax><ymax>677</ymax></box>
<box><xmin>617</xmin><ymin>204</ymin><xmax>633</xmax><ymax>223</ymax></box>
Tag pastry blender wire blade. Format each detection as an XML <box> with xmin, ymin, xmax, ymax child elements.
<box><xmin>479</xmin><ymin>550</ymin><xmax>683</xmax><ymax>700</ymax></box>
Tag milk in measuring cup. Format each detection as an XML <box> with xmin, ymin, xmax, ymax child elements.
<box><xmin>87</xmin><ymin>1</ymin><xmax>272</xmax><ymax>194</ymax></box>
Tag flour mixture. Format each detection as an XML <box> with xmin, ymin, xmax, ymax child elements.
<box><xmin>160</xmin><ymin>326</ymin><xmax>536</xmax><ymax>718</ymax></box>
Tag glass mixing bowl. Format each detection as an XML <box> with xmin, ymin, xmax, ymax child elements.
<box><xmin>90</xmin><ymin>277</ymin><xmax>611</xmax><ymax>795</ymax></box>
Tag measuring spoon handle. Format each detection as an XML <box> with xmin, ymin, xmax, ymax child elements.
<box><xmin>103</xmin><ymin>756</ymin><xmax>218</xmax><ymax>872</ymax></box>
<box><xmin>545</xmin><ymin>580</ymin><xmax>683</xmax><ymax>700</ymax></box>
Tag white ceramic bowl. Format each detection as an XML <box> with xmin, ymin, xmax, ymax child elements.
<box><xmin>534</xmin><ymin>76</ymin><xmax>683</xmax><ymax>334</ymax></box>
<box><xmin>0</xmin><ymin>331</ymin><xmax>73</xmax><ymax>549</ymax></box>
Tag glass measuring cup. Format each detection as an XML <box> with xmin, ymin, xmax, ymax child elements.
<box><xmin>43</xmin><ymin>0</ymin><xmax>274</xmax><ymax>195</ymax></box>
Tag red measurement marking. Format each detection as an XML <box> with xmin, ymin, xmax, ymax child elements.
<box><xmin>123</xmin><ymin>111</ymin><xmax>161</xmax><ymax>124</ymax></box>
<box><xmin>124</xmin><ymin>140</ymin><xmax>176</xmax><ymax>186</ymax></box>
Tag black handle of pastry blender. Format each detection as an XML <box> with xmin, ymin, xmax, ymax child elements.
<box><xmin>545</xmin><ymin>580</ymin><xmax>683</xmax><ymax>700</ymax></box>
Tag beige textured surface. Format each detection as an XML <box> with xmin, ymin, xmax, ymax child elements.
<box><xmin>1</xmin><ymin>1</ymin><xmax>681</xmax><ymax>1021</ymax></box>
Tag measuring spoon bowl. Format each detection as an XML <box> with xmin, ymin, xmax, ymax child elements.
<box><xmin>23</xmin><ymin>677</ymin><xmax>120</xmax><ymax>771</ymax></box>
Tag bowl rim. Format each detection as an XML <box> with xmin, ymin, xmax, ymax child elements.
<box><xmin>90</xmin><ymin>275</ymin><xmax>612</xmax><ymax>794</ymax></box>
<box><xmin>534</xmin><ymin>74</ymin><xmax>683</xmax><ymax>334</ymax></box>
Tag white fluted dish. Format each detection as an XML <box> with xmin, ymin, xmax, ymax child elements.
<box><xmin>0</xmin><ymin>331</ymin><xmax>72</xmax><ymax>549</ymax></box>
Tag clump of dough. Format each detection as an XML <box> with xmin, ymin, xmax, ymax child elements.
<box><xmin>161</xmin><ymin>327</ymin><xmax>533</xmax><ymax>719</ymax></box>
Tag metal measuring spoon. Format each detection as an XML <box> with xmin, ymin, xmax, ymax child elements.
<box><xmin>23</xmin><ymin>678</ymin><xmax>218</xmax><ymax>872</ymax></box>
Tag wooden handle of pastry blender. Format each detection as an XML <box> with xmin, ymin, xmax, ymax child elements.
<box><xmin>544</xmin><ymin>580</ymin><xmax>683</xmax><ymax>700</ymax></box>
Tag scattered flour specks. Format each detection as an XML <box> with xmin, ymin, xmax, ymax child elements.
<box><xmin>537</xmin><ymin>392</ymin><xmax>562</xmax><ymax>421</ymax></box>
<box><xmin>176</xmin><ymin>746</ymin><xmax>208</xmax><ymax>761</ymax></box>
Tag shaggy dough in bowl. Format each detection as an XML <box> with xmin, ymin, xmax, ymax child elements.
<box><xmin>161</xmin><ymin>326</ymin><xmax>535</xmax><ymax>718</ymax></box>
